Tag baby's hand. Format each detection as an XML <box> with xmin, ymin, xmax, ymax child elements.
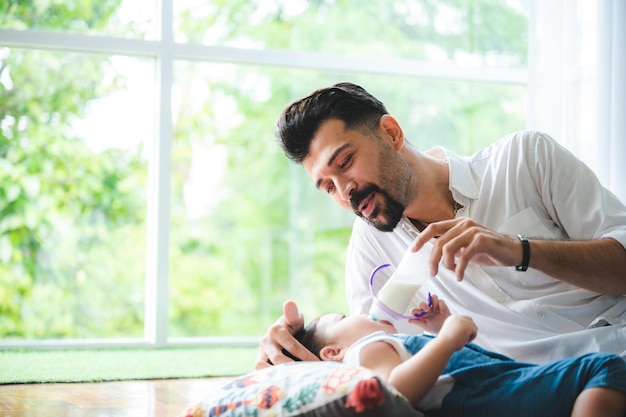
<box><xmin>408</xmin><ymin>294</ymin><xmax>450</xmax><ymax>334</ymax></box>
<box><xmin>437</xmin><ymin>315</ymin><xmax>477</xmax><ymax>351</ymax></box>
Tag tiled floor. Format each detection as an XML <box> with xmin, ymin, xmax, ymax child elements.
<box><xmin>0</xmin><ymin>377</ymin><xmax>235</xmax><ymax>417</ymax></box>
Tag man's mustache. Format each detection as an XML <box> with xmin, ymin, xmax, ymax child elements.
<box><xmin>350</xmin><ymin>183</ymin><xmax>380</xmax><ymax>214</ymax></box>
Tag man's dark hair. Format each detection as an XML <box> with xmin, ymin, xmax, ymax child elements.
<box><xmin>275</xmin><ymin>82</ymin><xmax>388</xmax><ymax>163</ymax></box>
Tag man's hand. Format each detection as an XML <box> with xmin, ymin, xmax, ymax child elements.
<box><xmin>253</xmin><ymin>300</ymin><xmax>320</xmax><ymax>370</ymax></box>
<box><xmin>410</xmin><ymin>217</ymin><xmax>521</xmax><ymax>281</ymax></box>
<box><xmin>408</xmin><ymin>294</ymin><xmax>450</xmax><ymax>334</ymax></box>
<box><xmin>411</xmin><ymin>217</ymin><xmax>626</xmax><ymax>294</ymax></box>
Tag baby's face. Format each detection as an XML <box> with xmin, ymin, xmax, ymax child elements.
<box><xmin>316</xmin><ymin>313</ymin><xmax>397</xmax><ymax>346</ymax></box>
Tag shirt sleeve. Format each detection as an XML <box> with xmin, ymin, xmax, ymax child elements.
<box><xmin>523</xmin><ymin>131</ymin><xmax>626</xmax><ymax>248</ymax></box>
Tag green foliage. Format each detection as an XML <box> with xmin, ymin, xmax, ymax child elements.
<box><xmin>0</xmin><ymin>0</ymin><xmax>122</xmax><ymax>32</ymax></box>
<box><xmin>0</xmin><ymin>4</ymin><xmax>146</xmax><ymax>337</ymax></box>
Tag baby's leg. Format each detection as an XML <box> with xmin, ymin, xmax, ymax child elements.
<box><xmin>571</xmin><ymin>387</ymin><xmax>626</xmax><ymax>417</ymax></box>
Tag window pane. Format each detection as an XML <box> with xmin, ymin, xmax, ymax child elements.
<box><xmin>174</xmin><ymin>0</ymin><xmax>528</xmax><ymax>67</ymax></box>
<box><xmin>0</xmin><ymin>0</ymin><xmax>155</xmax><ymax>39</ymax></box>
<box><xmin>168</xmin><ymin>63</ymin><xmax>526</xmax><ymax>337</ymax></box>
<box><xmin>1</xmin><ymin>0</ymin><xmax>528</xmax><ymax>345</ymax></box>
<box><xmin>0</xmin><ymin>48</ymin><xmax>153</xmax><ymax>339</ymax></box>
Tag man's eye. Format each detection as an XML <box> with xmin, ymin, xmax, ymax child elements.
<box><xmin>339</xmin><ymin>155</ymin><xmax>352</xmax><ymax>170</ymax></box>
<box><xmin>326</xmin><ymin>183</ymin><xmax>335</xmax><ymax>194</ymax></box>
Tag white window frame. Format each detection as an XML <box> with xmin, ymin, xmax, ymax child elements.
<box><xmin>0</xmin><ymin>1</ymin><xmax>527</xmax><ymax>349</ymax></box>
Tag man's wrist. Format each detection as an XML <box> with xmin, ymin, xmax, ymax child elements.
<box><xmin>516</xmin><ymin>234</ymin><xmax>530</xmax><ymax>271</ymax></box>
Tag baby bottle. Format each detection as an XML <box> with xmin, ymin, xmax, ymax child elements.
<box><xmin>368</xmin><ymin>243</ymin><xmax>433</xmax><ymax>323</ymax></box>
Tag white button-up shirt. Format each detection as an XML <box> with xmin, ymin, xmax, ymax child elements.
<box><xmin>345</xmin><ymin>130</ymin><xmax>626</xmax><ymax>363</ymax></box>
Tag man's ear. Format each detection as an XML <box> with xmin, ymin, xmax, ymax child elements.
<box><xmin>319</xmin><ymin>345</ymin><xmax>347</xmax><ymax>362</ymax></box>
<box><xmin>379</xmin><ymin>114</ymin><xmax>404</xmax><ymax>150</ymax></box>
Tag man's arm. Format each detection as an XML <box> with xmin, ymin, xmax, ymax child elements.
<box><xmin>412</xmin><ymin>218</ymin><xmax>626</xmax><ymax>295</ymax></box>
<box><xmin>254</xmin><ymin>300</ymin><xmax>319</xmax><ymax>370</ymax></box>
<box><xmin>526</xmin><ymin>238</ymin><xmax>626</xmax><ymax>295</ymax></box>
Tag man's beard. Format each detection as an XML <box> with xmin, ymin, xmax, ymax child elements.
<box><xmin>350</xmin><ymin>183</ymin><xmax>404</xmax><ymax>232</ymax></box>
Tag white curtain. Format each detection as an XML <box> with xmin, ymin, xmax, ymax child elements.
<box><xmin>527</xmin><ymin>0</ymin><xmax>626</xmax><ymax>203</ymax></box>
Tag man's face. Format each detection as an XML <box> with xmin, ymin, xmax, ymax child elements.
<box><xmin>302</xmin><ymin>118</ymin><xmax>409</xmax><ymax>232</ymax></box>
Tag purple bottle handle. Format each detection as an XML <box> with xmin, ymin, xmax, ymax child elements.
<box><xmin>369</xmin><ymin>263</ymin><xmax>432</xmax><ymax>320</ymax></box>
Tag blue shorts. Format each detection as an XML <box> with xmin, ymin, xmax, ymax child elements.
<box><xmin>429</xmin><ymin>353</ymin><xmax>626</xmax><ymax>417</ymax></box>
<box><xmin>395</xmin><ymin>334</ymin><xmax>626</xmax><ymax>417</ymax></box>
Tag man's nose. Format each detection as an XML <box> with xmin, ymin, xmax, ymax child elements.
<box><xmin>337</xmin><ymin>180</ymin><xmax>354</xmax><ymax>202</ymax></box>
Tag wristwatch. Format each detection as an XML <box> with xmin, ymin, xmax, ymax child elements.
<box><xmin>516</xmin><ymin>234</ymin><xmax>530</xmax><ymax>271</ymax></box>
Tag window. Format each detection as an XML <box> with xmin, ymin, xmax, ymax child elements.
<box><xmin>0</xmin><ymin>0</ymin><xmax>528</xmax><ymax>347</ymax></box>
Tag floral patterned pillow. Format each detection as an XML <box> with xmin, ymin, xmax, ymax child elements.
<box><xmin>178</xmin><ymin>361</ymin><xmax>423</xmax><ymax>417</ymax></box>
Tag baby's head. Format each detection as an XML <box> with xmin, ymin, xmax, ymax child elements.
<box><xmin>294</xmin><ymin>313</ymin><xmax>397</xmax><ymax>361</ymax></box>
<box><xmin>293</xmin><ymin>315</ymin><xmax>325</xmax><ymax>359</ymax></box>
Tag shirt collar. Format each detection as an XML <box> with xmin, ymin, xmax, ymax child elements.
<box><xmin>443</xmin><ymin>148</ymin><xmax>480</xmax><ymax>207</ymax></box>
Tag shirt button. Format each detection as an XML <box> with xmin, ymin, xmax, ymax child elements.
<box><xmin>537</xmin><ymin>312</ymin><xmax>545</xmax><ymax>319</ymax></box>
<box><xmin>497</xmin><ymin>297</ymin><xmax>505</xmax><ymax>304</ymax></box>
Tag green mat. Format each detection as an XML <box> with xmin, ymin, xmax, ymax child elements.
<box><xmin>0</xmin><ymin>347</ymin><xmax>257</xmax><ymax>384</ymax></box>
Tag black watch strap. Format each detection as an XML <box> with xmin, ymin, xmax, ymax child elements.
<box><xmin>516</xmin><ymin>234</ymin><xmax>530</xmax><ymax>271</ymax></box>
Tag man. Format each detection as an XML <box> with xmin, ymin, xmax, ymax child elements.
<box><xmin>255</xmin><ymin>82</ymin><xmax>626</xmax><ymax>369</ymax></box>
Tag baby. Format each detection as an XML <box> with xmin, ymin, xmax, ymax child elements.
<box><xmin>292</xmin><ymin>295</ymin><xmax>626</xmax><ymax>417</ymax></box>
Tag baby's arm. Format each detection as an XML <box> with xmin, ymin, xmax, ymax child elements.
<box><xmin>408</xmin><ymin>294</ymin><xmax>450</xmax><ymax>334</ymax></box>
<box><xmin>376</xmin><ymin>315</ymin><xmax>477</xmax><ymax>405</ymax></box>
